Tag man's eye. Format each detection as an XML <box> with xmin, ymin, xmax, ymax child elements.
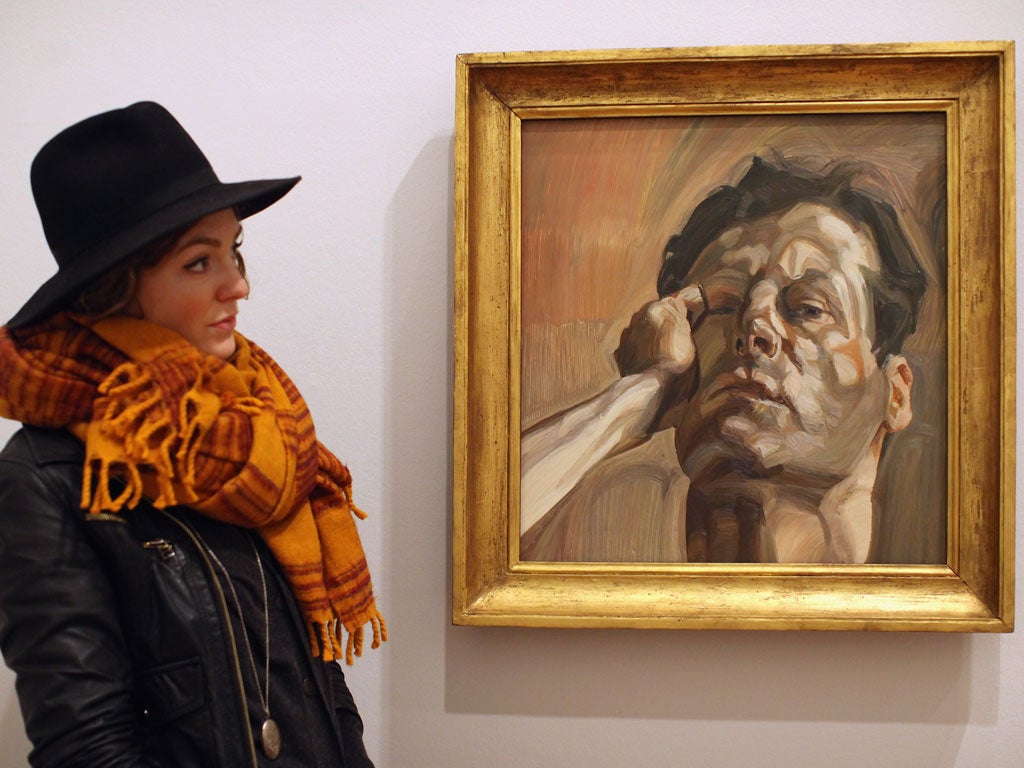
<box><xmin>789</xmin><ymin>303</ymin><xmax>827</xmax><ymax>321</ymax></box>
<box><xmin>704</xmin><ymin>293</ymin><xmax>743</xmax><ymax>315</ymax></box>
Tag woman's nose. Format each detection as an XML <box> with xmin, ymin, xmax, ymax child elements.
<box><xmin>218</xmin><ymin>264</ymin><xmax>249</xmax><ymax>302</ymax></box>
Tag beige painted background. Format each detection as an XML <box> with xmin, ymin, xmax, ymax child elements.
<box><xmin>520</xmin><ymin>114</ymin><xmax>948</xmax><ymax>563</ymax></box>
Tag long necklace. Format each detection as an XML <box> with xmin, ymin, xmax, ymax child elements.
<box><xmin>203</xmin><ymin>531</ymin><xmax>282</xmax><ymax>760</ymax></box>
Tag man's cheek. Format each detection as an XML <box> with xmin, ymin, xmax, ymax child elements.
<box><xmin>820</xmin><ymin>330</ymin><xmax>871</xmax><ymax>388</ymax></box>
<box><xmin>692</xmin><ymin>323</ymin><xmax>732</xmax><ymax>373</ymax></box>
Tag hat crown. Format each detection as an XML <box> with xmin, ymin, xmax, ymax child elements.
<box><xmin>9</xmin><ymin>101</ymin><xmax>298</xmax><ymax>329</ymax></box>
<box><xmin>30</xmin><ymin>101</ymin><xmax>218</xmax><ymax>267</ymax></box>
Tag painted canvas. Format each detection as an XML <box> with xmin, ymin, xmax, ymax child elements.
<box><xmin>519</xmin><ymin>113</ymin><xmax>947</xmax><ymax>565</ymax></box>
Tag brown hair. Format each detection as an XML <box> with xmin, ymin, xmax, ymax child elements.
<box><xmin>71</xmin><ymin>219</ymin><xmax>247</xmax><ymax>318</ymax></box>
<box><xmin>657</xmin><ymin>156</ymin><xmax>928</xmax><ymax>364</ymax></box>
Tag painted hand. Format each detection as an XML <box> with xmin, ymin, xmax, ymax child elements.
<box><xmin>614</xmin><ymin>284</ymin><xmax>704</xmax><ymax>376</ymax></box>
<box><xmin>614</xmin><ymin>284</ymin><xmax>706</xmax><ymax>434</ymax></box>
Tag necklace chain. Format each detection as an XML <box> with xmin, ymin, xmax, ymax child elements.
<box><xmin>184</xmin><ymin>523</ymin><xmax>281</xmax><ymax>759</ymax></box>
<box><xmin>203</xmin><ymin>532</ymin><xmax>271</xmax><ymax>717</ymax></box>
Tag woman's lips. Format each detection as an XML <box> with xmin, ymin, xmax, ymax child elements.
<box><xmin>211</xmin><ymin>315</ymin><xmax>236</xmax><ymax>332</ymax></box>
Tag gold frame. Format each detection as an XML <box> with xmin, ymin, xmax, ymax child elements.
<box><xmin>452</xmin><ymin>42</ymin><xmax>1015</xmax><ymax>631</ymax></box>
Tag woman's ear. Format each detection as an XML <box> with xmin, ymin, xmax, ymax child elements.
<box><xmin>883</xmin><ymin>355</ymin><xmax>913</xmax><ymax>432</ymax></box>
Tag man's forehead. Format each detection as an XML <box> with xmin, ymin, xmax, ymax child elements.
<box><xmin>690</xmin><ymin>202</ymin><xmax>881</xmax><ymax>281</ymax></box>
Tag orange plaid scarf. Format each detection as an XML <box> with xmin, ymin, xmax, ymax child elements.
<box><xmin>0</xmin><ymin>312</ymin><xmax>384</xmax><ymax>664</ymax></box>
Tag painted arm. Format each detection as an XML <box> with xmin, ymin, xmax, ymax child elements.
<box><xmin>520</xmin><ymin>285</ymin><xmax>704</xmax><ymax>535</ymax></box>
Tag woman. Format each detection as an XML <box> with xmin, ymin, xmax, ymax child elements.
<box><xmin>0</xmin><ymin>102</ymin><xmax>384</xmax><ymax>767</ymax></box>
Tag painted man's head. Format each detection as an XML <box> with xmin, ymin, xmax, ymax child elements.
<box><xmin>657</xmin><ymin>157</ymin><xmax>928</xmax><ymax>487</ymax></box>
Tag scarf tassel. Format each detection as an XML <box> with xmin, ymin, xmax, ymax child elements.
<box><xmin>81</xmin><ymin>368</ymin><xmax>175</xmax><ymax>512</ymax></box>
<box><xmin>84</xmin><ymin>359</ymin><xmax>265</xmax><ymax>513</ymax></box>
<box><xmin>311</xmin><ymin>610</ymin><xmax>388</xmax><ymax>665</ymax></box>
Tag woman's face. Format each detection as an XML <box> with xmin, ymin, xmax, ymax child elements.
<box><xmin>131</xmin><ymin>209</ymin><xmax>247</xmax><ymax>360</ymax></box>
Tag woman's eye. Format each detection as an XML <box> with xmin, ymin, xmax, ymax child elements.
<box><xmin>184</xmin><ymin>256</ymin><xmax>209</xmax><ymax>273</ymax></box>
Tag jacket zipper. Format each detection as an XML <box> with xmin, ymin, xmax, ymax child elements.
<box><xmin>155</xmin><ymin>510</ymin><xmax>260</xmax><ymax>768</ymax></box>
<box><xmin>142</xmin><ymin>539</ymin><xmax>175</xmax><ymax>560</ymax></box>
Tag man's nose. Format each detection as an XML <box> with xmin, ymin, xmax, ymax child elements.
<box><xmin>734</xmin><ymin>285</ymin><xmax>782</xmax><ymax>359</ymax></box>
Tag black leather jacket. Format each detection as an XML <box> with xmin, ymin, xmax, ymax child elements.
<box><xmin>0</xmin><ymin>426</ymin><xmax>370</xmax><ymax>768</ymax></box>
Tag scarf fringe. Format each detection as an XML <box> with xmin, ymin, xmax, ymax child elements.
<box><xmin>81</xmin><ymin>361</ymin><xmax>209</xmax><ymax>512</ymax></box>
<box><xmin>3</xmin><ymin>314</ymin><xmax>386</xmax><ymax>664</ymax></box>
<box><xmin>81</xmin><ymin>359</ymin><xmax>267</xmax><ymax>514</ymax></box>
<box><xmin>311</xmin><ymin>610</ymin><xmax>388</xmax><ymax>665</ymax></box>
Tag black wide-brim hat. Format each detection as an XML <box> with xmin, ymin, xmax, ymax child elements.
<box><xmin>7</xmin><ymin>101</ymin><xmax>300</xmax><ymax>328</ymax></box>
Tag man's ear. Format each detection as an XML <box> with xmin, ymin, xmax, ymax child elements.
<box><xmin>882</xmin><ymin>355</ymin><xmax>913</xmax><ymax>432</ymax></box>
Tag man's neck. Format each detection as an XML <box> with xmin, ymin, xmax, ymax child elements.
<box><xmin>686</xmin><ymin>433</ymin><xmax>884</xmax><ymax>563</ymax></box>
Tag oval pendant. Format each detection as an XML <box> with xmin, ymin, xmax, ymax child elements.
<box><xmin>261</xmin><ymin>718</ymin><xmax>282</xmax><ymax>760</ymax></box>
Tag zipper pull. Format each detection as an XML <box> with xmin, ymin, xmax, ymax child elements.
<box><xmin>143</xmin><ymin>539</ymin><xmax>176</xmax><ymax>560</ymax></box>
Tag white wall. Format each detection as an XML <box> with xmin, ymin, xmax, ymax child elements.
<box><xmin>0</xmin><ymin>1</ymin><xmax>1021</xmax><ymax>766</ymax></box>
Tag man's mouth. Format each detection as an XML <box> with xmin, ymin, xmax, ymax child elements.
<box><xmin>705</xmin><ymin>370</ymin><xmax>794</xmax><ymax>411</ymax></box>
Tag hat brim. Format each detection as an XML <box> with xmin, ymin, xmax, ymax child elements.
<box><xmin>7</xmin><ymin>175</ymin><xmax>300</xmax><ymax>329</ymax></box>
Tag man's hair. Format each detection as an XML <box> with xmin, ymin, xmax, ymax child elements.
<box><xmin>657</xmin><ymin>157</ymin><xmax>929</xmax><ymax>362</ymax></box>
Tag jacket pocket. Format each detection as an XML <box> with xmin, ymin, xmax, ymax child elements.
<box><xmin>135</xmin><ymin>656</ymin><xmax>204</xmax><ymax>725</ymax></box>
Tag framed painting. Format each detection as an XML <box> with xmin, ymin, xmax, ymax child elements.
<box><xmin>452</xmin><ymin>42</ymin><xmax>1015</xmax><ymax>630</ymax></box>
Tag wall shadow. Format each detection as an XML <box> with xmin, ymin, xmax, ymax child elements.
<box><xmin>444</xmin><ymin>624</ymin><xmax>988</xmax><ymax>725</ymax></box>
